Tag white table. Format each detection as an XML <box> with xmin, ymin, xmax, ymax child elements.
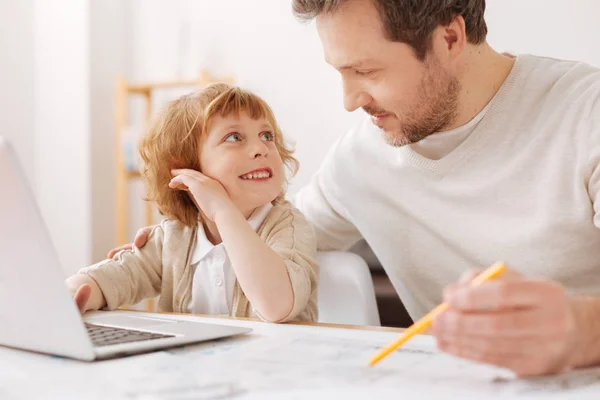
<box><xmin>1</xmin><ymin>311</ymin><xmax>599</xmax><ymax>399</ymax></box>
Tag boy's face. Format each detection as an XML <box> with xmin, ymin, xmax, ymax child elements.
<box><xmin>199</xmin><ymin>111</ymin><xmax>285</xmax><ymax>215</ymax></box>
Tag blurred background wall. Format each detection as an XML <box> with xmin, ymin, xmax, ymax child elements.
<box><xmin>1</xmin><ymin>0</ymin><xmax>599</xmax><ymax>276</ymax></box>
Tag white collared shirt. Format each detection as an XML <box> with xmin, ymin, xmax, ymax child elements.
<box><xmin>187</xmin><ymin>203</ymin><xmax>273</xmax><ymax>315</ymax></box>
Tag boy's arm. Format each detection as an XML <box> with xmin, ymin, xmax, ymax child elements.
<box><xmin>215</xmin><ymin>205</ymin><xmax>294</xmax><ymax>322</ymax></box>
<box><xmin>216</xmin><ymin>204</ymin><xmax>318</xmax><ymax>323</ymax></box>
<box><xmin>71</xmin><ymin>224</ymin><xmax>165</xmax><ymax>311</ymax></box>
<box><xmin>66</xmin><ymin>274</ymin><xmax>106</xmax><ymax>312</ymax></box>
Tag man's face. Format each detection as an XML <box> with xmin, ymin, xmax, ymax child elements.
<box><xmin>316</xmin><ymin>0</ymin><xmax>460</xmax><ymax>146</ymax></box>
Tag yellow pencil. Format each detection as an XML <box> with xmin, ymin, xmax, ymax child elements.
<box><xmin>368</xmin><ymin>261</ymin><xmax>507</xmax><ymax>367</ymax></box>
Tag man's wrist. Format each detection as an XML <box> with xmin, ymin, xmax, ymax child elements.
<box><xmin>569</xmin><ymin>296</ymin><xmax>600</xmax><ymax>369</ymax></box>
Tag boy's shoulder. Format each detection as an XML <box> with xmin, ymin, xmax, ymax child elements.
<box><xmin>261</xmin><ymin>200</ymin><xmax>316</xmax><ymax>238</ymax></box>
<box><xmin>267</xmin><ymin>200</ymin><xmax>308</xmax><ymax>223</ymax></box>
<box><xmin>156</xmin><ymin>219</ymin><xmax>197</xmax><ymax>243</ymax></box>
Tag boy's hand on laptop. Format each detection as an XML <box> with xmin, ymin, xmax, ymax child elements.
<box><xmin>66</xmin><ymin>275</ymin><xmax>107</xmax><ymax>313</ymax></box>
<box><xmin>169</xmin><ymin>169</ymin><xmax>234</xmax><ymax>221</ymax></box>
<box><xmin>73</xmin><ymin>284</ymin><xmax>92</xmax><ymax>314</ymax></box>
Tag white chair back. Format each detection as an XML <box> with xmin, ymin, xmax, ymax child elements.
<box><xmin>317</xmin><ymin>251</ymin><xmax>381</xmax><ymax>326</ymax></box>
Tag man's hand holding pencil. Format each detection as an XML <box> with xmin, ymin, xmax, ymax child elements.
<box><xmin>370</xmin><ymin>263</ymin><xmax>595</xmax><ymax>377</ymax></box>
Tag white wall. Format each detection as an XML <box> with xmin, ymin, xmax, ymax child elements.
<box><xmin>2</xmin><ymin>0</ymin><xmax>599</xmax><ymax>272</ymax></box>
<box><xmin>3</xmin><ymin>0</ymin><xmax>130</xmax><ymax>272</ymax></box>
<box><xmin>0</xmin><ymin>0</ymin><xmax>35</xmax><ymax>184</ymax></box>
<box><xmin>486</xmin><ymin>0</ymin><xmax>600</xmax><ymax>67</ymax></box>
<box><xmin>90</xmin><ymin>1</ymin><xmax>132</xmax><ymax>262</ymax></box>
<box><xmin>118</xmin><ymin>0</ymin><xmax>600</xmax><ymax>257</ymax></box>
<box><xmin>34</xmin><ymin>0</ymin><xmax>91</xmax><ymax>275</ymax></box>
<box><xmin>126</xmin><ymin>0</ymin><xmax>600</xmax><ymax>198</ymax></box>
<box><xmin>129</xmin><ymin>0</ymin><xmax>364</xmax><ymax>198</ymax></box>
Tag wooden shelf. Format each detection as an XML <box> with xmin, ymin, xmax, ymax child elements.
<box><xmin>126</xmin><ymin>170</ymin><xmax>142</xmax><ymax>179</ymax></box>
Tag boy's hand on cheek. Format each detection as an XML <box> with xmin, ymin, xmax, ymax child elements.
<box><xmin>170</xmin><ymin>169</ymin><xmax>234</xmax><ymax>221</ymax></box>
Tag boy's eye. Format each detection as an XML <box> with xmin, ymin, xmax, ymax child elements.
<box><xmin>260</xmin><ymin>132</ymin><xmax>274</xmax><ymax>141</ymax></box>
<box><xmin>224</xmin><ymin>133</ymin><xmax>242</xmax><ymax>142</ymax></box>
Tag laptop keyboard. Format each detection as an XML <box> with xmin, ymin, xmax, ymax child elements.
<box><xmin>85</xmin><ymin>323</ymin><xmax>175</xmax><ymax>347</ymax></box>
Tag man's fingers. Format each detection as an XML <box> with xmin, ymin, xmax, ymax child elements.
<box><xmin>74</xmin><ymin>284</ymin><xmax>92</xmax><ymax>314</ymax></box>
<box><xmin>107</xmin><ymin>227</ymin><xmax>153</xmax><ymax>259</ymax></box>
<box><xmin>133</xmin><ymin>227</ymin><xmax>152</xmax><ymax>248</ymax></box>
<box><xmin>436</xmin><ymin>332</ymin><xmax>540</xmax><ymax>359</ymax></box>
<box><xmin>437</xmin><ymin>337</ymin><xmax>531</xmax><ymax>374</ymax></box>
<box><xmin>458</xmin><ymin>267</ymin><xmax>521</xmax><ymax>285</ymax></box>
<box><xmin>459</xmin><ymin>269</ymin><xmax>482</xmax><ymax>284</ymax></box>
<box><xmin>441</xmin><ymin>270</ymin><xmax>482</xmax><ymax>300</ymax></box>
<box><xmin>107</xmin><ymin>244</ymin><xmax>132</xmax><ymax>259</ymax></box>
<box><xmin>433</xmin><ymin>309</ymin><xmax>543</xmax><ymax>337</ymax></box>
<box><xmin>436</xmin><ymin>333</ymin><xmax>569</xmax><ymax>377</ymax></box>
<box><xmin>445</xmin><ymin>278</ymin><xmax>564</xmax><ymax>311</ymax></box>
<box><xmin>448</xmin><ymin>267</ymin><xmax>519</xmax><ymax>300</ymax></box>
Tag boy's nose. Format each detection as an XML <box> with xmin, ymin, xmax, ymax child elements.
<box><xmin>250</xmin><ymin>142</ymin><xmax>269</xmax><ymax>158</ymax></box>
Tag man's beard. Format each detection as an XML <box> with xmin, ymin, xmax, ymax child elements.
<box><xmin>365</xmin><ymin>60</ymin><xmax>461</xmax><ymax>147</ymax></box>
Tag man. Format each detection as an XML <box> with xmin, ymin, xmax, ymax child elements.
<box><xmin>111</xmin><ymin>0</ymin><xmax>600</xmax><ymax>376</ymax></box>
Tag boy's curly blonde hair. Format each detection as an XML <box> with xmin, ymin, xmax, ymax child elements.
<box><xmin>138</xmin><ymin>83</ymin><xmax>299</xmax><ymax>227</ymax></box>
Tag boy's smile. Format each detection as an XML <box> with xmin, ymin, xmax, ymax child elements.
<box><xmin>239</xmin><ymin>167</ymin><xmax>273</xmax><ymax>181</ymax></box>
<box><xmin>200</xmin><ymin>112</ymin><xmax>285</xmax><ymax>215</ymax></box>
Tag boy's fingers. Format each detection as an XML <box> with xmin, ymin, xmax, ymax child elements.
<box><xmin>169</xmin><ymin>176</ymin><xmax>191</xmax><ymax>190</ymax></box>
<box><xmin>74</xmin><ymin>284</ymin><xmax>92</xmax><ymax>314</ymax></box>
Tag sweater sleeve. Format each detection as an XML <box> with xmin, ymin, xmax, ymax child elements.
<box><xmin>294</xmin><ymin>138</ymin><xmax>363</xmax><ymax>251</ymax></box>
<box><xmin>262</xmin><ymin>206</ymin><xmax>319</xmax><ymax>322</ymax></box>
<box><xmin>77</xmin><ymin>224</ymin><xmax>165</xmax><ymax>310</ymax></box>
<box><xmin>581</xmin><ymin>69</ymin><xmax>600</xmax><ymax>228</ymax></box>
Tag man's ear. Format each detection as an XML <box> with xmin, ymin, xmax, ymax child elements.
<box><xmin>432</xmin><ymin>15</ymin><xmax>467</xmax><ymax>62</ymax></box>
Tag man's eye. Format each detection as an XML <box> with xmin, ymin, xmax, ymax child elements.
<box><xmin>225</xmin><ymin>133</ymin><xmax>242</xmax><ymax>142</ymax></box>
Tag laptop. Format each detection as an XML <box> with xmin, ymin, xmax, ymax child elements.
<box><xmin>0</xmin><ymin>137</ymin><xmax>251</xmax><ymax>361</ymax></box>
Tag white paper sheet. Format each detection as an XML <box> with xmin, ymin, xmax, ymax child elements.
<box><xmin>1</xmin><ymin>311</ymin><xmax>600</xmax><ymax>399</ymax></box>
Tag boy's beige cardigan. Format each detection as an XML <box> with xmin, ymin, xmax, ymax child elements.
<box><xmin>78</xmin><ymin>201</ymin><xmax>319</xmax><ymax>322</ymax></box>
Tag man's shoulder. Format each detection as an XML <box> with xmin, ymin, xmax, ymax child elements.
<box><xmin>524</xmin><ymin>54</ymin><xmax>600</xmax><ymax>80</ymax></box>
<box><xmin>524</xmin><ymin>54</ymin><xmax>600</xmax><ymax>120</ymax></box>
